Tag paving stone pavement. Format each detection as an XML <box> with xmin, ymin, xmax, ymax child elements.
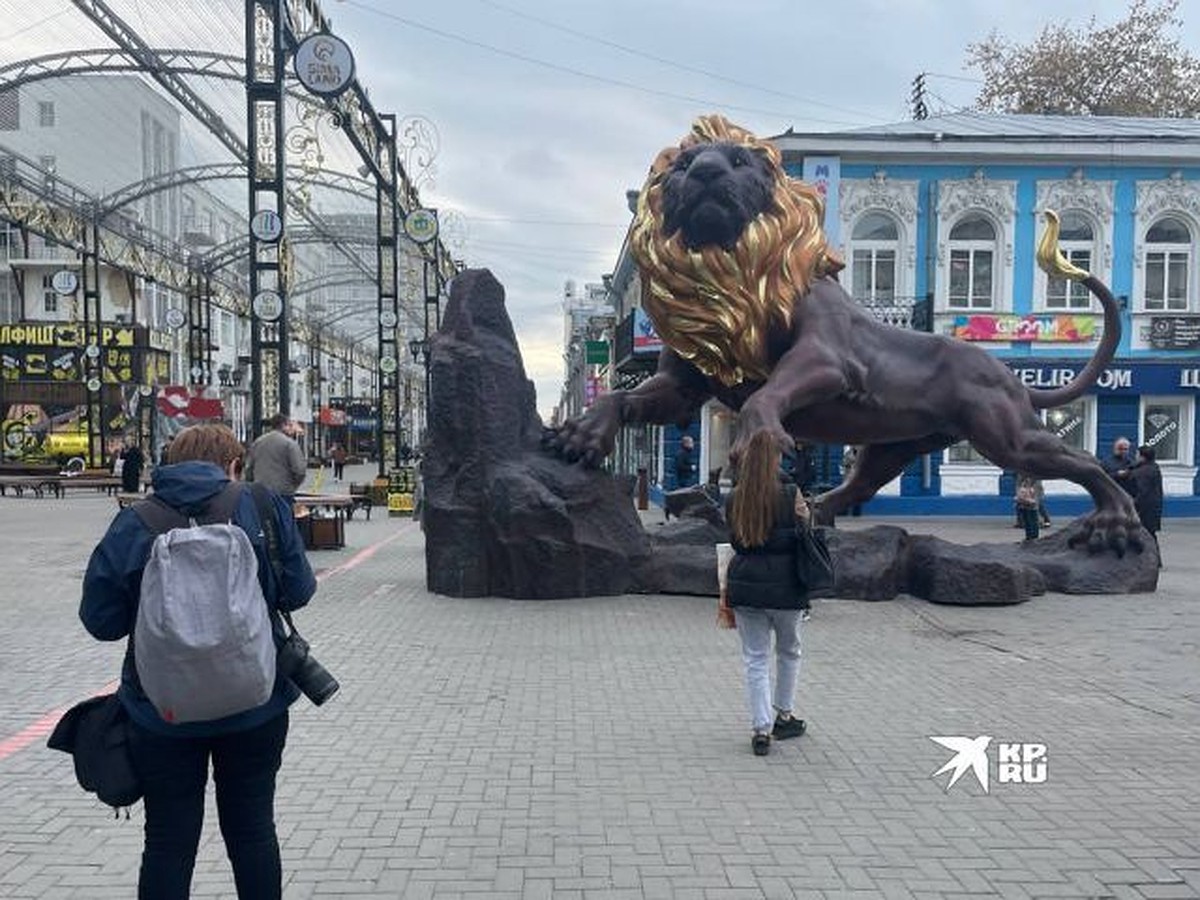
<box><xmin>0</xmin><ymin>468</ymin><xmax>1197</xmax><ymax>899</ymax></box>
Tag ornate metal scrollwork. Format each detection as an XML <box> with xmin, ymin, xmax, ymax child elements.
<box><xmin>398</xmin><ymin>115</ymin><xmax>440</xmax><ymax>194</ymax></box>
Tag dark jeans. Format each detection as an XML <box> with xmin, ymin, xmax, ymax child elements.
<box><xmin>129</xmin><ymin>711</ymin><xmax>288</xmax><ymax>900</ymax></box>
<box><xmin>1017</xmin><ymin>506</ymin><xmax>1040</xmax><ymax>541</ymax></box>
<box><xmin>333</xmin><ymin>462</ymin><xmax>345</xmax><ymax>480</ymax></box>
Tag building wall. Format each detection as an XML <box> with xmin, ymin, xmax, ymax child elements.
<box><xmin>772</xmin><ymin>147</ymin><xmax>1200</xmax><ymax>511</ymax></box>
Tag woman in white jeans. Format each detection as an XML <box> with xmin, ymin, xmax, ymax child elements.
<box><xmin>720</xmin><ymin>435</ymin><xmax>811</xmax><ymax>756</ymax></box>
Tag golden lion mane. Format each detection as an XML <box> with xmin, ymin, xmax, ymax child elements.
<box><xmin>629</xmin><ymin>115</ymin><xmax>842</xmax><ymax>387</ymax></box>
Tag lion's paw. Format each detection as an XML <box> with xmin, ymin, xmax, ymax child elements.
<box><xmin>1065</xmin><ymin>510</ymin><xmax>1145</xmax><ymax>557</ymax></box>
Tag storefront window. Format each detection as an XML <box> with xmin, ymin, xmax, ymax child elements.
<box><xmin>1141</xmin><ymin>398</ymin><xmax>1189</xmax><ymax>464</ymax></box>
<box><xmin>1043</xmin><ymin>399</ymin><xmax>1092</xmax><ymax>453</ymax></box>
<box><xmin>947</xmin><ymin>440</ymin><xmax>986</xmax><ymax>463</ymax></box>
<box><xmin>706</xmin><ymin>403</ymin><xmax>736</xmax><ymax>485</ymax></box>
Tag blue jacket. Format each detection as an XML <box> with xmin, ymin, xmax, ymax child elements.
<box><xmin>80</xmin><ymin>461</ymin><xmax>318</xmax><ymax>737</ymax></box>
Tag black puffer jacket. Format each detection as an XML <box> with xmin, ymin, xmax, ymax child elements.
<box><xmin>725</xmin><ymin>484</ymin><xmax>808</xmax><ymax>610</ymax></box>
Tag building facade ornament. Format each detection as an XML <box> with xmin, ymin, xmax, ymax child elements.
<box><xmin>838</xmin><ymin>175</ymin><xmax>919</xmax><ymax>311</ymax></box>
<box><xmin>1131</xmin><ymin>175</ymin><xmax>1200</xmax><ymax>313</ymax></box>
<box><xmin>934</xmin><ymin>175</ymin><xmax>1017</xmax><ymax>313</ymax></box>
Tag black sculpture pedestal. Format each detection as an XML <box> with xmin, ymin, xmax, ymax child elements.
<box><xmin>422</xmin><ymin>269</ymin><xmax>651</xmax><ymax>599</ymax></box>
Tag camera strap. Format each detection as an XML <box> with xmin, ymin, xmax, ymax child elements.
<box><xmin>248</xmin><ymin>483</ymin><xmax>300</xmax><ymax>641</ymax></box>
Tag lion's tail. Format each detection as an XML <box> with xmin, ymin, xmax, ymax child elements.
<box><xmin>1027</xmin><ymin>212</ymin><xmax>1122</xmax><ymax>411</ymax></box>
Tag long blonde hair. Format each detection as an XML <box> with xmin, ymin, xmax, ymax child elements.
<box><xmin>727</xmin><ymin>432</ymin><xmax>785</xmax><ymax>548</ymax></box>
<box><xmin>629</xmin><ymin>114</ymin><xmax>842</xmax><ymax>387</ymax></box>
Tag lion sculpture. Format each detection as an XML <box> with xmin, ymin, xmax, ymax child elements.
<box><xmin>551</xmin><ymin>115</ymin><xmax>1141</xmax><ymax>554</ymax></box>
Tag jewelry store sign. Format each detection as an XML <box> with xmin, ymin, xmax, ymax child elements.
<box><xmin>1008</xmin><ymin>361</ymin><xmax>1200</xmax><ymax>394</ymax></box>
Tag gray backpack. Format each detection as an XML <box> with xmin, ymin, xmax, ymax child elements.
<box><xmin>132</xmin><ymin>483</ymin><xmax>276</xmax><ymax>724</ymax></box>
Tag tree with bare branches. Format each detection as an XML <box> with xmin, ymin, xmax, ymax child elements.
<box><xmin>966</xmin><ymin>0</ymin><xmax>1200</xmax><ymax>117</ymax></box>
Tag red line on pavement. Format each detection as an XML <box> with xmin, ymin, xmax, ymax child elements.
<box><xmin>0</xmin><ymin>681</ymin><xmax>119</xmax><ymax>764</ymax></box>
<box><xmin>1</xmin><ymin>525</ymin><xmax>413</xmax><ymax>763</ymax></box>
<box><xmin>316</xmin><ymin>521</ymin><xmax>412</xmax><ymax>582</ymax></box>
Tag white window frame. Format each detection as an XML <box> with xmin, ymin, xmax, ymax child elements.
<box><xmin>1139</xmin><ymin>395</ymin><xmax>1193</xmax><ymax>467</ymax></box>
<box><xmin>37</xmin><ymin>101</ymin><xmax>54</xmax><ymax>128</ymax></box>
<box><xmin>935</xmin><ymin>176</ymin><xmax>1016</xmax><ymax>316</ymax></box>
<box><xmin>848</xmin><ymin>212</ymin><xmax>900</xmax><ymax>305</ymax></box>
<box><xmin>1142</xmin><ymin>218</ymin><xmax>1192</xmax><ymax>313</ymax></box>
<box><xmin>1039</xmin><ymin>210</ymin><xmax>1098</xmax><ymax>312</ymax></box>
<box><xmin>1133</xmin><ymin>177</ymin><xmax>1200</xmax><ymax>316</ymax></box>
<box><xmin>837</xmin><ymin>176</ymin><xmax>918</xmax><ymax>309</ymax></box>
<box><xmin>946</xmin><ymin>215</ymin><xmax>999</xmax><ymax>311</ymax></box>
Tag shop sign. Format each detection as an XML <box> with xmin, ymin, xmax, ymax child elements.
<box><xmin>953</xmin><ymin>314</ymin><xmax>1096</xmax><ymax>343</ymax></box>
<box><xmin>585</xmin><ymin>340</ymin><xmax>609</xmax><ymax>365</ymax></box>
<box><xmin>633</xmin><ymin>308</ymin><xmax>663</xmax><ymax>355</ymax></box>
<box><xmin>294</xmin><ymin>33</ymin><xmax>356</xmax><ymax>97</ymax></box>
<box><xmin>1006</xmin><ymin>361</ymin><xmax>1200</xmax><ymax>395</ymax></box>
<box><xmin>318</xmin><ymin>406</ymin><xmax>346</xmax><ymax>426</ymax></box>
<box><xmin>1148</xmin><ymin>317</ymin><xmax>1200</xmax><ymax>350</ymax></box>
<box><xmin>801</xmin><ymin>156</ymin><xmax>841</xmax><ymax>246</ymax></box>
<box><xmin>0</xmin><ymin>324</ymin><xmax>138</xmax><ymax>348</ymax></box>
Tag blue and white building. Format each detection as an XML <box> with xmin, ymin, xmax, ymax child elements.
<box><xmin>773</xmin><ymin>112</ymin><xmax>1200</xmax><ymax>514</ymax></box>
<box><xmin>608</xmin><ymin>113</ymin><xmax>1200</xmax><ymax>514</ymax></box>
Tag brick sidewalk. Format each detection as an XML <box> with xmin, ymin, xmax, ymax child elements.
<box><xmin>0</xmin><ymin>492</ymin><xmax>1197</xmax><ymax>898</ymax></box>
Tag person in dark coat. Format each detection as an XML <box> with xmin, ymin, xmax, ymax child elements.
<box><xmin>1130</xmin><ymin>444</ymin><xmax>1164</xmax><ymax>564</ymax></box>
<box><xmin>718</xmin><ymin>433</ymin><xmax>811</xmax><ymax>757</ymax></box>
<box><xmin>674</xmin><ymin>434</ymin><xmax>697</xmax><ymax>488</ymax></box>
<box><xmin>118</xmin><ymin>437</ymin><xmax>145</xmax><ymax>494</ymax></box>
<box><xmin>81</xmin><ymin>423</ymin><xmax>317</xmax><ymax>899</ymax></box>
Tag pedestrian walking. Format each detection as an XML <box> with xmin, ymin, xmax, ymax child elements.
<box><xmin>245</xmin><ymin>414</ymin><xmax>307</xmax><ymax>499</ymax></box>
<box><xmin>674</xmin><ymin>434</ymin><xmax>697</xmax><ymax>488</ymax></box>
<box><xmin>118</xmin><ymin>436</ymin><xmax>145</xmax><ymax>494</ymax></box>
<box><xmin>330</xmin><ymin>443</ymin><xmax>347</xmax><ymax>482</ymax></box>
<box><xmin>1130</xmin><ymin>444</ymin><xmax>1164</xmax><ymax>565</ymax></box>
<box><xmin>1015</xmin><ymin>474</ymin><xmax>1041</xmax><ymax>541</ymax></box>
<box><xmin>718</xmin><ymin>435</ymin><xmax>811</xmax><ymax>757</ymax></box>
<box><xmin>79</xmin><ymin>423</ymin><xmax>317</xmax><ymax>900</ymax></box>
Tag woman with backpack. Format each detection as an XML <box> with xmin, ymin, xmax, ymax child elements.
<box><xmin>718</xmin><ymin>433</ymin><xmax>814</xmax><ymax>757</ymax></box>
<box><xmin>80</xmin><ymin>423</ymin><xmax>317</xmax><ymax>900</ymax></box>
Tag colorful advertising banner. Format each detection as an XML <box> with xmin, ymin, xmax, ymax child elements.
<box><xmin>952</xmin><ymin>314</ymin><xmax>1097</xmax><ymax>343</ymax></box>
<box><xmin>0</xmin><ymin>323</ymin><xmax>151</xmax><ymax>384</ymax></box>
<box><xmin>633</xmin><ymin>308</ymin><xmax>663</xmax><ymax>355</ymax></box>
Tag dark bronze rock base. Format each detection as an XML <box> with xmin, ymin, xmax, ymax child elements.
<box><xmin>642</xmin><ymin>516</ymin><xmax>1158</xmax><ymax>604</ymax></box>
<box><xmin>423</xmin><ymin>269</ymin><xmax>650</xmax><ymax>599</ymax></box>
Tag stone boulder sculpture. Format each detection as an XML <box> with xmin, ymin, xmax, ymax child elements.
<box><xmin>422</xmin><ymin>269</ymin><xmax>652</xmax><ymax>598</ymax></box>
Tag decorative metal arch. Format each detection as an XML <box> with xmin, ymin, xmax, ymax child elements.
<box><xmin>96</xmin><ymin>163</ymin><xmax>375</xmax><ymax>217</ymax></box>
<box><xmin>0</xmin><ymin>48</ymin><xmax>321</xmax><ymax>109</ymax></box>
<box><xmin>201</xmin><ymin>225</ymin><xmax>379</xmax><ymax>276</ymax></box>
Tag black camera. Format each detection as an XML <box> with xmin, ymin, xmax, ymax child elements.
<box><xmin>277</xmin><ymin>633</ymin><xmax>339</xmax><ymax>706</ymax></box>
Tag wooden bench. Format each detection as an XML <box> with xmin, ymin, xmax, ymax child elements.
<box><xmin>0</xmin><ymin>475</ymin><xmax>59</xmax><ymax>498</ymax></box>
<box><xmin>57</xmin><ymin>476</ymin><xmax>123</xmax><ymax>496</ymax></box>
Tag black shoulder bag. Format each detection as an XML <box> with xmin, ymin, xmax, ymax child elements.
<box><xmin>47</xmin><ymin>693</ymin><xmax>141</xmax><ymax>814</ymax></box>
<box><xmin>787</xmin><ymin>485</ymin><xmax>836</xmax><ymax>597</ymax></box>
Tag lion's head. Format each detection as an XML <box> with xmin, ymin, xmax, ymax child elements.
<box><xmin>629</xmin><ymin>115</ymin><xmax>842</xmax><ymax>386</ymax></box>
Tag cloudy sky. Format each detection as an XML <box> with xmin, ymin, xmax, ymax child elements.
<box><xmin>3</xmin><ymin>0</ymin><xmax>1199</xmax><ymax>420</ymax></box>
<box><xmin>322</xmin><ymin>0</ymin><xmax>1200</xmax><ymax>418</ymax></box>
